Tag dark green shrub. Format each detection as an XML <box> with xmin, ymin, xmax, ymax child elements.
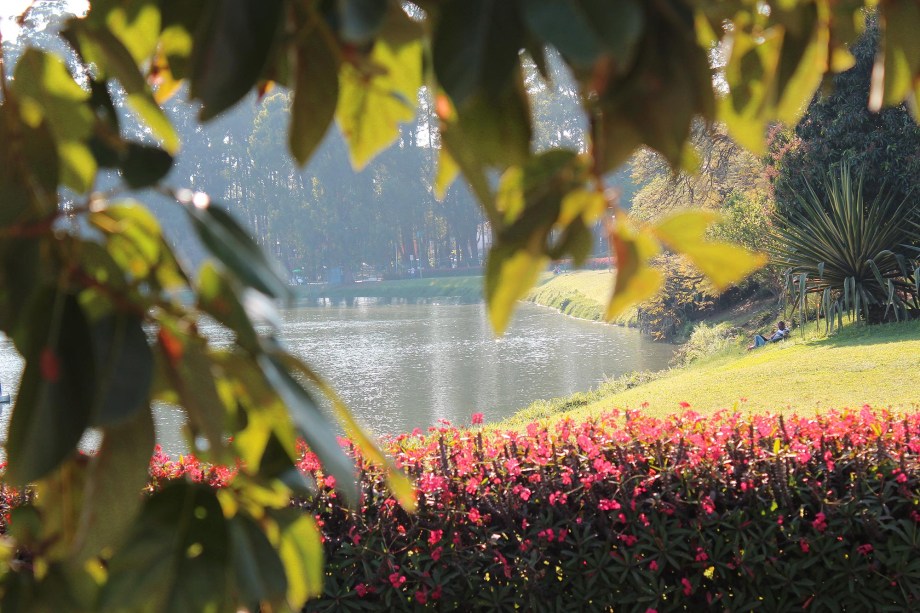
<box><xmin>772</xmin><ymin>163</ymin><xmax>920</xmax><ymax>330</ymax></box>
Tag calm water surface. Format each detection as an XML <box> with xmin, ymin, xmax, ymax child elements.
<box><xmin>0</xmin><ymin>301</ymin><xmax>673</xmax><ymax>450</ymax></box>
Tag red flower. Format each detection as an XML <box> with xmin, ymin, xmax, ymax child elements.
<box><xmin>468</xmin><ymin>508</ymin><xmax>481</xmax><ymax>524</ymax></box>
<box><xmin>415</xmin><ymin>589</ymin><xmax>428</xmax><ymax>604</ymax></box>
<box><xmin>471</xmin><ymin>412</ymin><xmax>484</xmax><ymax>425</ymax></box>
<box><xmin>431</xmin><ymin>546</ymin><xmax>443</xmax><ymax>561</ymax></box>
<box><xmin>857</xmin><ymin>543</ymin><xmax>874</xmax><ymax>556</ymax></box>
<box><xmin>429</xmin><ymin>529</ymin><xmax>443</xmax><ymax>545</ymax></box>
<box><xmin>682</xmin><ymin>577</ymin><xmax>693</xmax><ymax>595</ymax></box>
<box><xmin>679</xmin><ymin>401</ymin><xmax>691</xmax><ymax>409</ymax></box>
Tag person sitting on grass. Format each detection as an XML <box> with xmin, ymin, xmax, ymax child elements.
<box><xmin>748</xmin><ymin>320</ymin><xmax>788</xmax><ymax>350</ymax></box>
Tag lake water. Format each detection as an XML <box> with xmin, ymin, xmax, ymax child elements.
<box><xmin>0</xmin><ymin>301</ymin><xmax>673</xmax><ymax>451</ymax></box>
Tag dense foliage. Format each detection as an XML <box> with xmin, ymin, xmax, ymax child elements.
<box><xmin>5</xmin><ymin>406</ymin><xmax>920</xmax><ymax>611</ymax></box>
<box><xmin>771</xmin><ymin>18</ymin><xmax>920</xmax><ymax>222</ymax></box>
<box><xmin>0</xmin><ymin>0</ymin><xmax>917</xmax><ymax>609</ymax></box>
<box><xmin>772</xmin><ymin>163</ymin><xmax>920</xmax><ymax>329</ymax></box>
<box><xmin>302</xmin><ymin>408</ymin><xmax>920</xmax><ymax>611</ymax></box>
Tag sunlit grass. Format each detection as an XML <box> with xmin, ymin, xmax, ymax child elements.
<box><xmin>525</xmin><ymin>270</ymin><xmax>638</xmax><ymax>325</ymax></box>
<box><xmin>495</xmin><ymin>318</ymin><xmax>920</xmax><ymax>430</ymax></box>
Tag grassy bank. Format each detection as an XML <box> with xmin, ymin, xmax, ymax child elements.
<box><xmin>495</xmin><ymin>318</ymin><xmax>920</xmax><ymax>430</ymax></box>
<box><xmin>294</xmin><ymin>275</ymin><xmax>483</xmax><ymax>302</ymax></box>
<box><xmin>525</xmin><ymin>270</ymin><xmax>640</xmax><ymax>325</ymax></box>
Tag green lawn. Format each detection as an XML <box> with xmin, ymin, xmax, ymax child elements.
<box><xmin>496</xmin><ymin>319</ymin><xmax>920</xmax><ymax>430</ymax></box>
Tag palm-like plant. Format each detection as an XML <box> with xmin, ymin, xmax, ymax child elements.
<box><xmin>772</xmin><ymin>163</ymin><xmax>920</xmax><ymax>332</ymax></box>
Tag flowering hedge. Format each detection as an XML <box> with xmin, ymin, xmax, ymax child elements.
<box><xmin>299</xmin><ymin>408</ymin><xmax>920</xmax><ymax>611</ymax></box>
<box><xmin>2</xmin><ymin>407</ymin><xmax>920</xmax><ymax>611</ymax></box>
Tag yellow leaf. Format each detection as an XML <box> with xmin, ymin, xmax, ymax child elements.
<box><xmin>558</xmin><ymin>189</ymin><xmax>606</xmax><ymax>227</ymax></box>
<box><xmin>496</xmin><ymin>167</ymin><xmax>525</xmax><ymax>224</ymax></box>
<box><xmin>336</xmin><ymin>36</ymin><xmax>422</xmax><ymax>170</ymax></box>
<box><xmin>606</xmin><ymin>217</ymin><xmax>662</xmax><ymax>319</ymax></box>
<box><xmin>434</xmin><ymin>145</ymin><xmax>459</xmax><ymax>201</ymax></box>
<box><xmin>486</xmin><ymin>247</ymin><xmax>548</xmax><ymax>334</ymax></box>
<box><xmin>279</xmin><ymin>515</ymin><xmax>324</xmax><ymax>606</ymax></box>
<box><xmin>653</xmin><ymin>210</ymin><xmax>768</xmax><ymax>291</ymax></box>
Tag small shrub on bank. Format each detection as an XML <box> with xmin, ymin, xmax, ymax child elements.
<box><xmin>670</xmin><ymin>322</ymin><xmax>740</xmax><ymax>367</ymax></box>
<box><xmin>301</xmin><ymin>408</ymin><xmax>920</xmax><ymax>611</ymax></box>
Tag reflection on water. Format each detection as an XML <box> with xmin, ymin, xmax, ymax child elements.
<box><xmin>0</xmin><ymin>301</ymin><xmax>674</xmax><ymax>449</ymax></box>
<box><xmin>279</xmin><ymin>301</ymin><xmax>673</xmax><ymax>436</ymax></box>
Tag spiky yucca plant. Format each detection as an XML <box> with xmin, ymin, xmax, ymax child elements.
<box><xmin>772</xmin><ymin>163</ymin><xmax>920</xmax><ymax>331</ymax></box>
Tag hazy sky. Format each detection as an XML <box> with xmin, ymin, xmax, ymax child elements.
<box><xmin>1</xmin><ymin>0</ymin><xmax>87</xmax><ymax>40</ymax></box>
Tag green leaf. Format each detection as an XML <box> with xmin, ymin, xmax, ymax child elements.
<box><xmin>190</xmin><ymin>0</ymin><xmax>284</xmax><ymax>120</ymax></box>
<box><xmin>606</xmin><ymin>216</ymin><xmax>662</xmax><ymax>319</ymax></box>
<box><xmin>89</xmin><ymin>312</ymin><xmax>153</xmax><ymax>428</ymax></box>
<box><xmin>522</xmin><ymin>0</ymin><xmax>643</xmax><ymax>69</ymax></box>
<box><xmin>336</xmin><ymin>23</ymin><xmax>422</xmax><ymax>169</ymax></box>
<box><xmin>72</xmin><ymin>407</ymin><xmax>156</xmax><ymax>561</ymax></box>
<box><xmin>336</xmin><ymin>0</ymin><xmax>387</xmax><ymax>44</ymax></box>
<box><xmin>72</xmin><ymin>25</ymin><xmax>180</xmax><ymax>154</ymax></box>
<box><xmin>102</xmin><ymin>482</ymin><xmax>230</xmax><ymax>612</ymax></box>
<box><xmin>274</xmin><ymin>510</ymin><xmax>324</xmax><ymax>607</ymax></box>
<box><xmin>12</xmin><ymin>49</ymin><xmax>96</xmax><ymax>192</ymax></box>
<box><xmin>89</xmin><ymin>201</ymin><xmax>163</xmax><ymax>281</ymax></box>
<box><xmin>0</xmin><ymin>105</ymin><xmax>59</xmax><ymax>224</ymax></box>
<box><xmin>120</xmin><ymin>143</ymin><xmax>173</xmax><ymax>188</ymax></box>
<box><xmin>280</xmin><ymin>355</ymin><xmax>416</xmax><ymax>512</ymax></box>
<box><xmin>596</xmin><ymin>4</ymin><xmax>714</xmax><ymax>170</ymax></box>
<box><xmin>290</xmin><ymin>23</ymin><xmax>340</xmax><ymax>166</ymax></box>
<box><xmin>653</xmin><ymin>210</ymin><xmax>768</xmax><ymax>290</ymax></box>
<box><xmin>6</xmin><ymin>292</ymin><xmax>95</xmax><ymax>485</ymax></box>
<box><xmin>196</xmin><ymin>262</ymin><xmax>263</xmax><ymax>353</ymax></box>
<box><xmin>432</xmin><ymin>0</ymin><xmax>524</xmax><ymax>106</ymax></box>
<box><xmin>160</xmin><ymin>329</ymin><xmax>227</xmax><ymax>457</ymax></box>
<box><xmin>455</xmin><ymin>76</ymin><xmax>532</xmax><ymax>169</ymax></box>
<box><xmin>186</xmin><ymin>202</ymin><xmax>290</xmax><ymax>300</ymax></box>
<box><xmin>486</xmin><ymin>245</ymin><xmax>548</xmax><ymax>335</ymax></box>
<box><xmin>85</xmin><ymin>0</ymin><xmax>162</xmax><ymax>65</ymax></box>
<box><xmin>876</xmin><ymin>0</ymin><xmax>920</xmax><ymax>107</ymax></box>
<box><xmin>228</xmin><ymin>514</ymin><xmax>288</xmax><ymax>609</ymax></box>
<box><xmin>257</xmin><ymin>351</ymin><xmax>358</xmax><ymax>506</ymax></box>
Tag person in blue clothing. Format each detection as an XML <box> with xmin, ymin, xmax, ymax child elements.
<box><xmin>748</xmin><ymin>320</ymin><xmax>788</xmax><ymax>350</ymax></box>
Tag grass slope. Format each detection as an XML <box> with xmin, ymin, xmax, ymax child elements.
<box><xmin>495</xmin><ymin>319</ymin><xmax>920</xmax><ymax>430</ymax></box>
<box><xmin>525</xmin><ymin>270</ymin><xmax>639</xmax><ymax>325</ymax></box>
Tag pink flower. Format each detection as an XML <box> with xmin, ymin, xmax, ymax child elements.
<box><xmin>679</xmin><ymin>401</ymin><xmax>691</xmax><ymax>409</ymax></box>
<box><xmin>324</xmin><ymin>474</ymin><xmax>336</xmax><ymax>489</ymax></box>
<box><xmin>431</xmin><ymin>546</ymin><xmax>443</xmax><ymax>561</ymax></box>
<box><xmin>812</xmin><ymin>512</ymin><xmax>827</xmax><ymax>533</ymax></box>
<box><xmin>355</xmin><ymin>584</ymin><xmax>368</xmax><ymax>597</ymax></box>
<box><xmin>389</xmin><ymin>572</ymin><xmax>406</xmax><ymax>589</ymax></box>
<box><xmin>472</xmin><ymin>412</ymin><xmax>484</xmax><ymax>425</ymax></box>
<box><xmin>415</xmin><ymin>589</ymin><xmax>428</xmax><ymax>604</ymax></box>
<box><xmin>649</xmin><ymin>560</ymin><xmax>659</xmax><ymax>571</ymax></box>
<box><xmin>857</xmin><ymin>543</ymin><xmax>874</xmax><ymax>556</ymax></box>
<box><xmin>800</xmin><ymin>539</ymin><xmax>810</xmax><ymax>553</ymax></box>
<box><xmin>468</xmin><ymin>508</ymin><xmax>481</xmax><ymax>524</ymax></box>
<box><xmin>598</xmin><ymin>498</ymin><xmax>621</xmax><ymax>511</ymax></box>
<box><xmin>429</xmin><ymin>529</ymin><xmax>443</xmax><ymax>545</ymax></box>
<box><xmin>682</xmin><ymin>577</ymin><xmax>693</xmax><ymax>595</ymax></box>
